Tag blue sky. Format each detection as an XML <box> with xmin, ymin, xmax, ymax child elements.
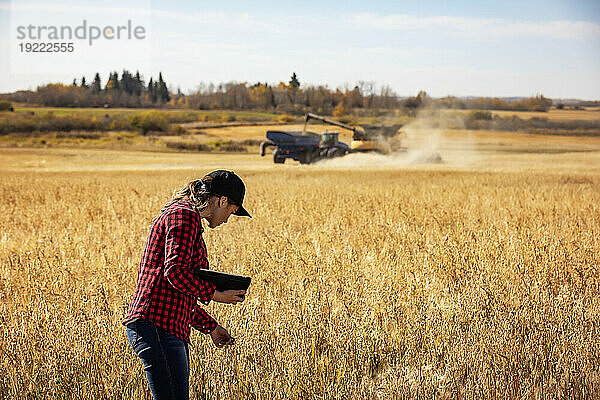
<box><xmin>1</xmin><ymin>0</ymin><xmax>599</xmax><ymax>99</ymax></box>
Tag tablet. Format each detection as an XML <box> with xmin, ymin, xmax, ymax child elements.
<box><xmin>195</xmin><ymin>269</ymin><xmax>251</xmax><ymax>292</ymax></box>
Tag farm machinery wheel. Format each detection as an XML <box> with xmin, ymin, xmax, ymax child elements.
<box><xmin>298</xmin><ymin>151</ymin><xmax>314</xmax><ymax>165</ymax></box>
<box><xmin>273</xmin><ymin>150</ymin><xmax>285</xmax><ymax>164</ymax></box>
<box><xmin>327</xmin><ymin>148</ymin><xmax>343</xmax><ymax>158</ymax></box>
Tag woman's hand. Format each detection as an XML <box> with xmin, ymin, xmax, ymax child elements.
<box><xmin>212</xmin><ymin>289</ymin><xmax>246</xmax><ymax>304</ymax></box>
<box><xmin>210</xmin><ymin>325</ymin><xmax>235</xmax><ymax>348</ymax></box>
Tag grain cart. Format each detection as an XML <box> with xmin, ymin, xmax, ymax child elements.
<box><xmin>259</xmin><ymin>129</ymin><xmax>350</xmax><ymax>164</ymax></box>
<box><xmin>260</xmin><ymin>113</ymin><xmax>402</xmax><ymax>164</ymax></box>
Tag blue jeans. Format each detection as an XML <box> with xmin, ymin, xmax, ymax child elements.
<box><xmin>126</xmin><ymin>319</ymin><xmax>190</xmax><ymax>400</ymax></box>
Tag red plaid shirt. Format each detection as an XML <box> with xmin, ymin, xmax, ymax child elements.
<box><xmin>123</xmin><ymin>198</ymin><xmax>217</xmax><ymax>343</ymax></box>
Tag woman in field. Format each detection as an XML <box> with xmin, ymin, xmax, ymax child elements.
<box><xmin>123</xmin><ymin>170</ymin><xmax>251</xmax><ymax>400</ymax></box>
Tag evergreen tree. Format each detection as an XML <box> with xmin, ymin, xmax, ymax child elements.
<box><xmin>148</xmin><ymin>77</ymin><xmax>157</xmax><ymax>102</ymax></box>
<box><xmin>157</xmin><ymin>72</ymin><xmax>170</xmax><ymax>103</ymax></box>
<box><xmin>134</xmin><ymin>71</ymin><xmax>143</xmax><ymax>96</ymax></box>
<box><xmin>91</xmin><ymin>73</ymin><xmax>101</xmax><ymax>93</ymax></box>
<box><xmin>288</xmin><ymin>72</ymin><xmax>300</xmax><ymax>105</ymax></box>
<box><xmin>153</xmin><ymin>80</ymin><xmax>160</xmax><ymax>102</ymax></box>
<box><xmin>72</xmin><ymin>78</ymin><xmax>77</xmax><ymax>86</ymax></box>
<box><xmin>289</xmin><ymin>72</ymin><xmax>300</xmax><ymax>89</ymax></box>
<box><xmin>107</xmin><ymin>71</ymin><xmax>120</xmax><ymax>90</ymax></box>
<box><xmin>120</xmin><ymin>70</ymin><xmax>135</xmax><ymax>95</ymax></box>
<box><xmin>80</xmin><ymin>77</ymin><xmax>88</xmax><ymax>88</ymax></box>
<box><xmin>106</xmin><ymin>72</ymin><xmax>119</xmax><ymax>90</ymax></box>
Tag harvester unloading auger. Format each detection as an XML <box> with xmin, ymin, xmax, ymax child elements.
<box><xmin>260</xmin><ymin>113</ymin><xmax>406</xmax><ymax>164</ymax></box>
<box><xmin>302</xmin><ymin>112</ymin><xmax>402</xmax><ymax>153</ymax></box>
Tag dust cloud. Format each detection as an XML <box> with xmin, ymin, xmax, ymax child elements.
<box><xmin>316</xmin><ymin>110</ymin><xmax>481</xmax><ymax>168</ymax></box>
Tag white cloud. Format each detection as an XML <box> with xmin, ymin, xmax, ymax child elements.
<box><xmin>1</xmin><ymin>2</ymin><xmax>281</xmax><ymax>32</ymax></box>
<box><xmin>347</xmin><ymin>13</ymin><xmax>600</xmax><ymax>40</ymax></box>
<box><xmin>347</xmin><ymin>14</ymin><xmax>494</xmax><ymax>33</ymax></box>
<box><xmin>488</xmin><ymin>20</ymin><xmax>600</xmax><ymax>40</ymax></box>
<box><xmin>352</xmin><ymin>46</ymin><xmax>441</xmax><ymax>56</ymax></box>
<box><xmin>3</xmin><ymin>3</ymin><xmax>600</xmax><ymax>41</ymax></box>
<box><xmin>1</xmin><ymin>2</ymin><xmax>153</xmax><ymax>16</ymax></box>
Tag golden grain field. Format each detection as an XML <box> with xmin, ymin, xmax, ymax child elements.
<box><xmin>1</xmin><ymin>135</ymin><xmax>599</xmax><ymax>398</ymax></box>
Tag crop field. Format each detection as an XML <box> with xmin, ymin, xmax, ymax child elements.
<box><xmin>485</xmin><ymin>107</ymin><xmax>600</xmax><ymax>122</ymax></box>
<box><xmin>8</xmin><ymin>104</ymin><xmax>280</xmax><ymax>121</ymax></box>
<box><xmin>441</xmin><ymin>107</ymin><xmax>600</xmax><ymax>122</ymax></box>
<box><xmin>1</xmin><ymin>125</ymin><xmax>600</xmax><ymax>399</ymax></box>
<box><xmin>9</xmin><ymin>103</ymin><xmax>600</xmax><ymax>121</ymax></box>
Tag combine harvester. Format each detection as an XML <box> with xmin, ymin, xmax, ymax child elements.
<box><xmin>260</xmin><ymin>113</ymin><xmax>404</xmax><ymax>164</ymax></box>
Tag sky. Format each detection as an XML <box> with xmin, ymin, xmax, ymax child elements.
<box><xmin>0</xmin><ymin>0</ymin><xmax>599</xmax><ymax>99</ymax></box>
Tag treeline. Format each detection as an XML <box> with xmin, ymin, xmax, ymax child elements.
<box><xmin>4</xmin><ymin>71</ymin><xmax>400</xmax><ymax>113</ymax></box>
<box><xmin>574</xmin><ymin>100</ymin><xmax>600</xmax><ymax>107</ymax></box>
<box><xmin>432</xmin><ymin>94</ymin><xmax>553</xmax><ymax>112</ymax></box>
<box><xmin>179</xmin><ymin>75</ymin><xmax>399</xmax><ymax>115</ymax></box>
<box><xmin>3</xmin><ymin>71</ymin><xmax>559</xmax><ymax>113</ymax></box>
<box><xmin>7</xmin><ymin>70</ymin><xmax>171</xmax><ymax>108</ymax></box>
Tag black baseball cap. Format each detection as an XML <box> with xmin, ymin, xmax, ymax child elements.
<box><xmin>205</xmin><ymin>170</ymin><xmax>251</xmax><ymax>218</ymax></box>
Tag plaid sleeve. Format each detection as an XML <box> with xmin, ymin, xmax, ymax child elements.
<box><xmin>191</xmin><ymin>306</ymin><xmax>218</xmax><ymax>334</ymax></box>
<box><xmin>163</xmin><ymin>208</ymin><xmax>216</xmax><ymax>302</ymax></box>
